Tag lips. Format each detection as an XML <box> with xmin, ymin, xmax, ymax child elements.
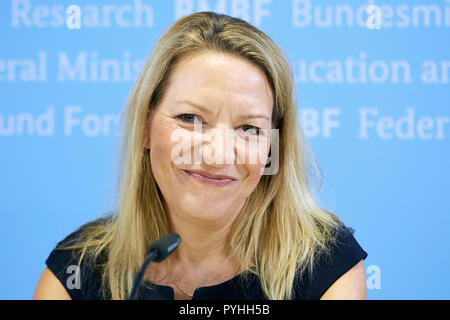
<box><xmin>184</xmin><ymin>170</ymin><xmax>236</xmax><ymax>181</ymax></box>
<box><xmin>183</xmin><ymin>169</ymin><xmax>236</xmax><ymax>186</ymax></box>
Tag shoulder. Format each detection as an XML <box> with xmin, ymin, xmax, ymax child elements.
<box><xmin>33</xmin><ymin>267</ymin><xmax>72</xmax><ymax>300</ymax></box>
<box><xmin>37</xmin><ymin>216</ymin><xmax>112</xmax><ymax>300</ymax></box>
<box><xmin>293</xmin><ymin>225</ymin><xmax>368</xmax><ymax>300</ymax></box>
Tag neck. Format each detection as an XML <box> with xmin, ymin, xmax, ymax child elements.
<box><xmin>165</xmin><ymin>201</ymin><xmax>245</xmax><ymax>270</ymax></box>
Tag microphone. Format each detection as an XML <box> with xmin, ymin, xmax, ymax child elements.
<box><xmin>126</xmin><ymin>233</ymin><xmax>181</xmax><ymax>300</ymax></box>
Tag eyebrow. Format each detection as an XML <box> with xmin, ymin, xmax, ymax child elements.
<box><xmin>175</xmin><ymin>100</ymin><xmax>271</xmax><ymax>122</ymax></box>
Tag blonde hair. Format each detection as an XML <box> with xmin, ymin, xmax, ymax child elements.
<box><xmin>59</xmin><ymin>11</ymin><xmax>345</xmax><ymax>300</ymax></box>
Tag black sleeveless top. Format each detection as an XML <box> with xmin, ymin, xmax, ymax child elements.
<box><xmin>45</xmin><ymin>221</ymin><xmax>368</xmax><ymax>300</ymax></box>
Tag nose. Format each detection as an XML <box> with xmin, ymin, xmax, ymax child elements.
<box><xmin>200</xmin><ymin>126</ymin><xmax>236</xmax><ymax>167</ymax></box>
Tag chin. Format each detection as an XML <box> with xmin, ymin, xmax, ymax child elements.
<box><xmin>182</xmin><ymin>197</ymin><xmax>230</xmax><ymax>220</ymax></box>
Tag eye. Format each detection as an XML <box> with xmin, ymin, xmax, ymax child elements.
<box><xmin>175</xmin><ymin>114</ymin><xmax>203</xmax><ymax>124</ymax></box>
<box><xmin>238</xmin><ymin>124</ymin><xmax>263</xmax><ymax>136</ymax></box>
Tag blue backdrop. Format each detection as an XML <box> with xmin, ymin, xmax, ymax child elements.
<box><xmin>1</xmin><ymin>0</ymin><xmax>449</xmax><ymax>299</ymax></box>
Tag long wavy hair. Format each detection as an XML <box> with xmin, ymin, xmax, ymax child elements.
<box><xmin>59</xmin><ymin>11</ymin><xmax>345</xmax><ymax>300</ymax></box>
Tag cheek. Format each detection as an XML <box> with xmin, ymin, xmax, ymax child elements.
<box><xmin>149</xmin><ymin>121</ymin><xmax>180</xmax><ymax>173</ymax></box>
<box><xmin>235</xmin><ymin>135</ymin><xmax>271</xmax><ymax>168</ymax></box>
<box><xmin>244</xmin><ymin>163</ymin><xmax>264</xmax><ymax>183</ymax></box>
<box><xmin>239</xmin><ymin>138</ymin><xmax>270</xmax><ymax>192</ymax></box>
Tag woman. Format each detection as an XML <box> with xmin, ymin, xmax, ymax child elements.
<box><xmin>33</xmin><ymin>11</ymin><xmax>367</xmax><ymax>300</ymax></box>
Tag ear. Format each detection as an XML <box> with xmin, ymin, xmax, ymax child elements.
<box><xmin>143</xmin><ymin>110</ymin><xmax>152</xmax><ymax>150</ymax></box>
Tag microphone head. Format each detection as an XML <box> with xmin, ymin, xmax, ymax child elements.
<box><xmin>147</xmin><ymin>233</ymin><xmax>181</xmax><ymax>262</ymax></box>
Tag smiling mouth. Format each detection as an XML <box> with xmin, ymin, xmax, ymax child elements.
<box><xmin>182</xmin><ymin>170</ymin><xmax>236</xmax><ymax>186</ymax></box>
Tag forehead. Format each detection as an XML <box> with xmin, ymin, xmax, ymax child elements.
<box><xmin>163</xmin><ymin>51</ymin><xmax>274</xmax><ymax>112</ymax></box>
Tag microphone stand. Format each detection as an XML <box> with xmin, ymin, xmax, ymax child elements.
<box><xmin>126</xmin><ymin>233</ymin><xmax>180</xmax><ymax>300</ymax></box>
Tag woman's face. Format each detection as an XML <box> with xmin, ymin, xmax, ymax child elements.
<box><xmin>144</xmin><ymin>51</ymin><xmax>273</xmax><ymax>222</ymax></box>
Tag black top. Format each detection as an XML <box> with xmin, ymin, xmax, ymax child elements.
<box><xmin>45</xmin><ymin>222</ymin><xmax>368</xmax><ymax>300</ymax></box>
